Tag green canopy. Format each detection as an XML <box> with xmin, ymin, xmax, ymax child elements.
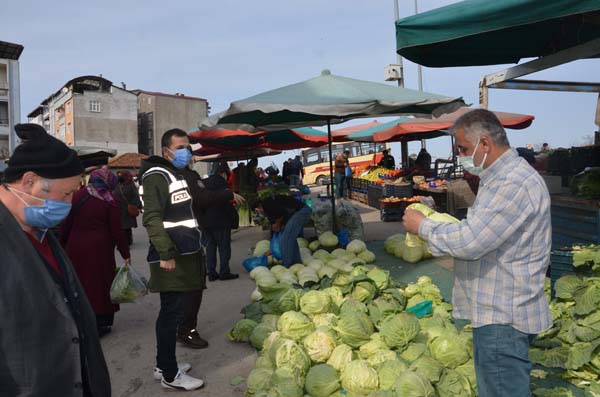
<box><xmin>217</xmin><ymin>69</ymin><xmax>465</xmax><ymax>129</ymax></box>
<box><xmin>396</xmin><ymin>0</ymin><xmax>600</xmax><ymax>67</ymax></box>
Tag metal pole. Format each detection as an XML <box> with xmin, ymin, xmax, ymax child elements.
<box><xmin>393</xmin><ymin>0</ymin><xmax>404</xmax><ymax>88</ymax></box>
<box><xmin>414</xmin><ymin>0</ymin><xmax>423</xmax><ymax>91</ymax></box>
<box><xmin>327</xmin><ymin>119</ymin><xmax>336</xmax><ymax>232</ymax></box>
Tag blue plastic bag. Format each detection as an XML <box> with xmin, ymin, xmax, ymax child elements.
<box><xmin>337</xmin><ymin>229</ymin><xmax>350</xmax><ymax>248</ymax></box>
<box><xmin>271</xmin><ymin>232</ymin><xmax>283</xmax><ymax>260</ymax></box>
<box><xmin>242</xmin><ymin>255</ymin><xmax>268</xmax><ymax>272</ymax></box>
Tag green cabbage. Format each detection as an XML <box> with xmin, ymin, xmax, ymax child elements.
<box><xmin>268</xmin><ymin>338</ymin><xmax>312</xmax><ymax>375</ymax></box>
<box><xmin>250</xmin><ymin>323</ymin><xmax>275</xmax><ymax>350</ymax></box>
<box><xmin>377</xmin><ymin>359</ymin><xmax>409</xmax><ymax>390</ymax></box>
<box><xmin>300</xmin><ymin>290</ymin><xmax>332</xmax><ymax>315</ymax></box>
<box><xmin>332</xmin><ymin>248</ymin><xmax>347</xmax><ymax>257</ymax></box>
<box><xmin>319</xmin><ymin>231</ymin><xmax>339</xmax><ymax>248</ymax></box>
<box><xmin>340</xmin><ymin>360</ymin><xmax>379</xmax><ymax>395</ymax></box>
<box><xmin>407</xmin><ymin>203</ymin><xmax>435</xmax><ymax>217</ymax></box>
<box><xmin>322</xmin><ymin>286</ymin><xmax>345</xmax><ymax>308</ymax></box>
<box><xmin>276</xmin><ymin>288</ymin><xmax>303</xmax><ymax>313</ymax></box>
<box><xmin>399</xmin><ymin>342</ymin><xmax>428</xmax><ymax>363</ymax></box>
<box><xmin>297</xmin><ymin>237</ymin><xmax>309</xmax><ymax>248</ymax></box>
<box><xmin>245</xmin><ymin>367</ymin><xmax>273</xmax><ymax>396</ymax></box>
<box><xmin>303</xmin><ymin>328</ymin><xmax>337</xmax><ymax>363</ymax></box>
<box><xmin>358</xmin><ymin>250</ymin><xmax>376</xmax><ymax>263</ymax></box>
<box><xmin>326</xmin><ymin>259</ymin><xmax>346</xmax><ymax>270</ymax></box>
<box><xmin>254</xmin><ymin>355</ymin><xmax>274</xmax><ymax>369</ymax></box>
<box><xmin>351</xmin><ymin>280</ymin><xmax>377</xmax><ymax>302</ymax></box>
<box><xmin>379</xmin><ymin>312</ymin><xmax>420</xmax><ymax>349</ymax></box>
<box><xmin>307</xmin><ymin>259</ymin><xmax>325</xmax><ymax>272</ymax></box>
<box><xmin>297</xmin><ymin>267</ymin><xmax>320</xmax><ymax>286</ymax></box>
<box><xmin>305</xmin><ymin>364</ymin><xmax>340</xmax><ymax>397</ymax></box>
<box><xmin>327</xmin><ymin>343</ymin><xmax>354</xmax><ymax>372</ymax></box>
<box><xmin>366</xmin><ymin>350</ymin><xmax>398</xmax><ymax>369</ymax></box>
<box><xmin>227</xmin><ymin>319</ymin><xmax>258</xmax><ymax>342</ymax></box>
<box><xmin>268</xmin><ymin>367</ymin><xmax>304</xmax><ymax>397</ymax></box>
<box><xmin>277</xmin><ymin>311</ymin><xmax>315</xmax><ymax>341</ymax></box>
<box><xmin>347</xmin><ymin>240</ymin><xmax>367</xmax><ymax>254</ymax></box>
<box><xmin>314</xmin><ymin>249</ymin><xmax>335</xmax><ymax>262</ymax></box>
<box><xmin>309</xmin><ymin>240</ymin><xmax>321</xmax><ymax>252</ymax></box>
<box><xmin>394</xmin><ymin>370</ymin><xmax>435</xmax><ymax>397</ymax></box>
<box><xmin>318</xmin><ymin>265</ymin><xmax>338</xmax><ymax>280</ymax></box>
<box><xmin>367</xmin><ymin>267</ymin><xmax>391</xmax><ymax>291</ymax></box>
<box><xmin>368</xmin><ymin>297</ymin><xmax>401</xmax><ymax>326</ymax></box>
<box><xmin>250</xmin><ymin>266</ymin><xmax>271</xmax><ymax>280</ymax></box>
<box><xmin>335</xmin><ymin>307</ymin><xmax>374</xmax><ymax>348</ymax></box>
<box><xmin>429</xmin><ymin>335</ymin><xmax>470</xmax><ymax>368</ymax></box>
<box><xmin>435</xmin><ymin>368</ymin><xmax>473</xmax><ymax>397</ymax></box>
<box><xmin>253</xmin><ymin>240</ymin><xmax>271</xmax><ymax>257</ymax></box>
<box><xmin>289</xmin><ymin>264</ymin><xmax>305</xmax><ymax>275</ymax></box>
<box><xmin>410</xmin><ymin>355</ymin><xmax>444</xmax><ymax>383</ymax></box>
<box><xmin>358</xmin><ymin>333</ymin><xmax>389</xmax><ymax>359</ymax></box>
<box><xmin>311</xmin><ymin>313</ymin><xmax>338</xmax><ymax>328</ymax></box>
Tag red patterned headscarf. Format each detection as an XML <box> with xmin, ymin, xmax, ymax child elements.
<box><xmin>87</xmin><ymin>167</ymin><xmax>118</xmax><ymax>206</ymax></box>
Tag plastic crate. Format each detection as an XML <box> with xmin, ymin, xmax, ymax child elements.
<box><xmin>368</xmin><ymin>185</ymin><xmax>382</xmax><ymax>209</ymax></box>
<box><xmin>382</xmin><ymin>184</ymin><xmax>414</xmax><ymax>198</ymax></box>
<box><xmin>380</xmin><ymin>207</ymin><xmax>404</xmax><ymax>222</ymax></box>
<box><xmin>551</xmin><ymin>195</ymin><xmax>600</xmax><ymax>248</ymax></box>
<box><xmin>550</xmin><ymin>249</ymin><xmax>594</xmax><ymax>298</ymax></box>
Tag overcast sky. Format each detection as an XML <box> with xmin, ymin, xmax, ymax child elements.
<box><xmin>3</xmin><ymin>0</ymin><xmax>598</xmax><ymax>168</ymax></box>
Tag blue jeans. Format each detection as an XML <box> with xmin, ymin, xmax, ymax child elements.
<box><xmin>335</xmin><ymin>173</ymin><xmax>346</xmax><ymax>198</ymax></box>
<box><xmin>473</xmin><ymin>324</ymin><xmax>536</xmax><ymax>397</ymax></box>
<box><xmin>281</xmin><ymin>207</ymin><xmax>312</xmax><ymax>267</ymax></box>
<box><xmin>289</xmin><ymin>174</ymin><xmax>301</xmax><ymax>187</ymax></box>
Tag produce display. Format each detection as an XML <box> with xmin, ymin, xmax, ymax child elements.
<box><xmin>359</xmin><ymin>167</ymin><xmax>404</xmax><ymax>185</ymax></box>
<box><xmin>380</xmin><ymin>196</ymin><xmax>424</xmax><ymax>204</ymax></box>
<box><xmin>230</xmin><ymin>234</ymin><xmax>479</xmax><ymax>397</ymax></box>
<box><xmin>311</xmin><ymin>200</ymin><xmax>364</xmax><ymax>242</ymax></box>
<box><xmin>417</xmin><ymin>179</ymin><xmax>448</xmax><ymax>190</ymax></box>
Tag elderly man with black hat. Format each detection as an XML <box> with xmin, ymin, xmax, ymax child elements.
<box><xmin>0</xmin><ymin>124</ymin><xmax>111</xmax><ymax>396</ymax></box>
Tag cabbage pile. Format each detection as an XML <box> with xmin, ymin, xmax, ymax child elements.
<box><xmin>529</xmin><ymin>274</ymin><xmax>600</xmax><ymax>395</ymax></box>
<box><xmin>231</xmin><ymin>249</ymin><xmax>477</xmax><ymax>397</ymax></box>
<box><xmin>383</xmin><ymin>204</ymin><xmax>459</xmax><ymax>264</ymax></box>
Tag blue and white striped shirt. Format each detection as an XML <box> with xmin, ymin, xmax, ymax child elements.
<box><xmin>419</xmin><ymin>149</ymin><xmax>553</xmax><ymax>334</ymax></box>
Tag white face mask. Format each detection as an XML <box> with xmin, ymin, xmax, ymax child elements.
<box><xmin>458</xmin><ymin>138</ymin><xmax>487</xmax><ymax>175</ymax></box>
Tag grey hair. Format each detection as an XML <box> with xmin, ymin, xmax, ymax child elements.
<box><xmin>451</xmin><ymin>109</ymin><xmax>510</xmax><ymax>147</ymax></box>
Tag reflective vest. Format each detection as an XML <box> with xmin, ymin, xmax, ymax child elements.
<box><xmin>139</xmin><ymin>166</ymin><xmax>201</xmax><ymax>263</ymax></box>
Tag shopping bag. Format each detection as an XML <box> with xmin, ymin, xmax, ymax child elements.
<box><xmin>110</xmin><ymin>264</ymin><xmax>148</xmax><ymax>304</ymax></box>
<box><xmin>270</xmin><ymin>232</ymin><xmax>283</xmax><ymax>260</ymax></box>
<box><xmin>242</xmin><ymin>255</ymin><xmax>269</xmax><ymax>272</ymax></box>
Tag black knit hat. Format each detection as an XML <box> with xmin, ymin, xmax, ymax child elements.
<box><xmin>3</xmin><ymin>123</ymin><xmax>84</xmax><ymax>182</ymax></box>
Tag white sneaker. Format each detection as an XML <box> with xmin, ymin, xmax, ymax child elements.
<box><xmin>153</xmin><ymin>363</ymin><xmax>192</xmax><ymax>381</ymax></box>
<box><xmin>161</xmin><ymin>370</ymin><xmax>204</xmax><ymax>391</ymax></box>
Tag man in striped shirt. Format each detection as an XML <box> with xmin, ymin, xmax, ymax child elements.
<box><xmin>403</xmin><ymin>109</ymin><xmax>552</xmax><ymax>397</ymax></box>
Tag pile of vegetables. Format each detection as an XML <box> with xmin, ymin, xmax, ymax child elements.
<box><xmin>383</xmin><ymin>203</ymin><xmax>459</xmax><ymax>264</ymax></box>
<box><xmin>530</xmin><ymin>273</ymin><xmax>600</xmax><ymax>395</ymax></box>
<box><xmin>359</xmin><ymin>167</ymin><xmax>404</xmax><ymax>184</ymax></box>
<box><xmin>570</xmin><ymin>168</ymin><xmax>600</xmax><ymax>199</ymax></box>
<box><xmin>229</xmin><ymin>237</ymin><xmax>478</xmax><ymax>397</ymax></box>
<box><xmin>311</xmin><ymin>201</ymin><xmax>364</xmax><ymax>242</ymax></box>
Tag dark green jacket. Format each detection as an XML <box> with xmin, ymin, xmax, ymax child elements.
<box><xmin>139</xmin><ymin>156</ymin><xmax>204</xmax><ymax>292</ymax></box>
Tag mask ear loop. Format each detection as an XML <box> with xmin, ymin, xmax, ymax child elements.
<box><xmin>6</xmin><ymin>185</ymin><xmax>44</xmax><ymax>205</ymax></box>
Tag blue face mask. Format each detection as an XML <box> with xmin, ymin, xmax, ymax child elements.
<box><xmin>168</xmin><ymin>148</ymin><xmax>192</xmax><ymax>169</ymax></box>
<box><xmin>9</xmin><ymin>187</ymin><xmax>72</xmax><ymax>229</ymax></box>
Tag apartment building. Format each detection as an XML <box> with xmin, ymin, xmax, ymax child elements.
<box><xmin>28</xmin><ymin>75</ymin><xmax>138</xmax><ymax>155</ymax></box>
<box><xmin>0</xmin><ymin>40</ymin><xmax>23</xmax><ymax>161</ymax></box>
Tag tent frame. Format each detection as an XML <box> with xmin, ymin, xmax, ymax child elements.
<box><xmin>478</xmin><ymin>37</ymin><xmax>600</xmax><ymax>127</ymax></box>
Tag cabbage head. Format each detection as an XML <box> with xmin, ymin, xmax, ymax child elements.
<box><xmin>377</xmin><ymin>359</ymin><xmax>409</xmax><ymax>390</ymax></box>
<box><xmin>297</xmin><ymin>237</ymin><xmax>309</xmax><ymax>248</ymax></box>
<box><xmin>269</xmin><ymin>367</ymin><xmax>304</xmax><ymax>397</ymax></box>
<box><xmin>251</xmin><ymin>288</ymin><xmax>263</xmax><ymax>302</ymax></box>
<box><xmin>352</xmin><ymin>280</ymin><xmax>377</xmax><ymax>302</ymax></box>
<box><xmin>300</xmin><ymin>290</ymin><xmax>332</xmax><ymax>315</ymax></box>
<box><xmin>367</xmin><ymin>349</ymin><xmax>398</xmax><ymax>369</ymax></box>
<box><xmin>358</xmin><ymin>250</ymin><xmax>376</xmax><ymax>264</ymax></box>
<box><xmin>289</xmin><ymin>263</ymin><xmax>305</xmax><ymax>275</ymax></box>
<box><xmin>358</xmin><ymin>333</ymin><xmax>389</xmax><ymax>359</ymax></box>
<box><xmin>322</xmin><ymin>286</ymin><xmax>345</xmax><ymax>308</ymax></box>
<box><xmin>340</xmin><ymin>360</ymin><xmax>379</xmax><ymax>395</ymax></box>
<box><xmin>250</xmin><ymin>265</ymin><xmax>271</xmax><ymax>280</ymax></box>
<box><xmin>227</xmin><ymin>319</ymin><xmax>258</xmax><ymax>342</ymax></box>
<box><xmin>297</xmin><ymin>267</ymin><xmax>320</xmax><ymax>286</ymax></box>
<box><xmin>455</xmin><ymin>360</ymin><xmax>477</xmax><ymax>395</ymax></box>
<box><xmin>340</xmin><ymin>252</ymin><xmax>358</xmax><ymax>263</ymax></box>
<box><xmin>333</xmin><ymin>273</ymin><xmax>354</xmax><ymax>288</ymax></box>
<box><xmin>367</xmin><ymin>267</ymin><xmax>391</xmax><ymax>290</ymax></box>
<box><xmin>335</xmin><ymin>307</ymin><xmax>374</xmax><ymax>348</ymax></box>
<box><xmin>314</xmin><ymin>249</ymin><xmax>335</xmax><ymax>262</ymax></box>
<box><xmin>246</xmin><ymin>367</ymin><xmax>273</xmax><ymax>396</ymax></box>
<box><xmin>435</xmin><ymin>368</ymin><xmax>473</xmax><ymax>397</ymax></box>
<box><xmin>429</xmin><ymin>335</ymin><xmax>470</xmax><ymax>368</ymax></box>
<box><xmin>318</xmin><ymin>265</ymin><xmax>338</xmax><ymax>280</ymax></box>
<box><xmin>305</xmin><ymin>364</ymin><xmax>340</xmax><ymax>397</ymax></box>
<box><xmin>250</xmin><ymin>323</ymin><xmax>275</xmax><ymax>350</ymax></box>
<box><xmin>277</xmin><ymin>311</ymin><xmax>315</xmax><ymax>341</ymax></box>
<box><xmin>379</xmin><ymin>312</ymin><xmax>421</xmax><ymax>349</ymax></box>
<box><xmin>403</xmin><ymin>244</ymin><xmax>424</xmax><ymax>263</ymax></box>
<box><xmin>319</xmin><ymin>231</ymin><xmax>339</xmax><ymax>248</ymax></box>
<box><xmin>368</xmin><ymin>297</ymin><xmax>401</xmax><ymax>326</ymax></box>
<box><xmin>410</xmin><ymin>355</ymin><xmax>444</xmax><ymax>383</ymax></box>
<box><xmin>268</xmin><ymin>338</ymin><xmax>312</xmax><ymax>375</ymax></box>
<box><xmin>307</xmin><ymin>259</ymin><xmax>325</xmax><ymax>272</ymax></box>
<box><xmin>351</xmin><ymin>265</ymin><xmax>369</xmax><ymax>277</ymax></box>
<box><xmin>339</xmin><ymin>263</ymin><xmax>355</xmax><ymax>274</ymax></box>
<box><xmin>262</xmin><ymin>331</ymin><xmax>281</xmax><ymax>353</ymax></box>
<box><xmin>303</xmin><ymin>328</ymin><xmax>337</xmax><ymax>363</ymax></box>
<box><xmin>312</xmin><ymin>314</ymin><xmax>338</xmax><ymax>330</ymax></box>
<box><xmin>393</xmin><ymin>240</ymin><xmax>407</xmax><ymax>259</ymax></box>
<box><xmin>327</xmin><ymin>259</ymin><xmax>346</xmax><ymax>270</ymax></box>
<box><xmin>347</xmin><ymin>240</ymin><xmax>367</xmax><ymax>254</ymax></box>
<box><xmin>384</xmin><ymin>233</ymin><xmax>405</xmax><ymax>253</ymax></box>
<box><xmin>407</xmin><ymin>203</ymin><xmax>435</xmax><ymax>217</ymax></box>
<box><xmin>332</xmin><ymin>248</ymin><xmax>347</xmax><ymax>257</ymax></box>
<box><xmin>395</xmin><ymin>370</ymin><xmax>435</xmax><ymax>397</ymax></box>
<box><xmin>255</xmin><ymin>355</ymin><xmax>274</xmax><ymax>369</ymax></box>
<box><xmin>309</xmin><ymin>240</ymin><xmax>321</xmax><ymax>252</ymax></box>
<box><xmin>327</xmin><ymin>343</ymin><xmax>355</xmax><ymax>372</ymax></box>
<box><xmin>428</xmin><ymin>212</ymin><xmax>460</xmax><ymax>224</ymax></box>
<box><xmin>277</xmin><ymin>288</ymin><xmax>304</xmax><ymax>313</ymax></box>
<box><xmin>399</xmin><ymin>342</ymin><xmax>429</xmax><ymax>363</ymax></box>
<box><xmin>253</xmin><ymin>240</ymin><xmax>271</xmax><ymax>257</ymax></box>
<box><xmin>340</xmin><ymin>297</ymin><xmax>368</xmax><ymax>315</ymax></box>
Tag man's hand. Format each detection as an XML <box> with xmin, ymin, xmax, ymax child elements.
<box><xmin>232</xmin><ymin>193</ymin><xmax>246</xmax><ymax>206</ymax></box>
<box><xmin>160</xmin><ymin>259</ymin><xmax>176</xmax><ymax>272</ymax></box>
<box><xmin>402</xmin><ymin>209</ymin><xmax>426</xmax><ymax>235</ymax></box>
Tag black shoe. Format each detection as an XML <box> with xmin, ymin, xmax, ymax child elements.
<box><xmin>208</xmin><ymin>273</ymin><xmax>219</xmax><ymax>282</ymax></box>
<box><xmin>98</xmin><ymin>326</ymin><xmax>112</xmax><ymax>338</ymax></box>
<box><xmin>219</xmin><ymin>272</ymin><xmax>239</xmax><ymax>281</ymax></box>
<box><xmin>177</xmin><ymin>329</ymin><xmax>209</xmax><ymax>349</ymax></box>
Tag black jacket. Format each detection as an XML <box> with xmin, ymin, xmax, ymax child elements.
<box><xmin>202</xmin><ymin>174</ymin><xmax>238</xmax><ymax>230</ymax></box>
<box><xmin>0</xmin><ymin>201</ymin><xmax>111</xmax><ymax>397</ymax></box>
<box><xmin>261</xmin><ymin>194</ymin><xmax>305</xmax><ymax>225</ymax></box>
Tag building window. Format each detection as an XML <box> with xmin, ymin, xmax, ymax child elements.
<box><xmin>89</xmin><ymin>100</ymin><xmax>102</xmax><ymax>113</ymax></box>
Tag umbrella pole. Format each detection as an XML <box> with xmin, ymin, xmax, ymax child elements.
<box><xmin>327</xmin><ymin>119</ymin><xmax>336</xmax><ymax>232</ymax></box>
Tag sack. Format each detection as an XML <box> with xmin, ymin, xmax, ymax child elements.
<box><xmin>270</xmin><ymin>232</ymin><xmax>283</xmax><ymax>260</ymax></box>
<box><xmin>242</xmin><ymin>255</ymin><xmax>269</xmax><ymax>272</ymax></box>
<box><xmin>127</xmin><ymin>203</ymin><xmax>140</xmax><ymax>217</ymax></box>
<box><xmin>110</xmin><ymin>265</ymin><xmax>148</xmax><ymax>304</ymax></box>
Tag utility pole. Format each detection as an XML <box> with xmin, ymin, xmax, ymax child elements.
<box><xmin>414</xmin><ymin>0</ymin><xmax>423</xmax><ymax>92</ymax></box>
<box><xmin>393</xmin><ymin>0</ymin><xmax>404</xmax><ymax>88</ymax></box>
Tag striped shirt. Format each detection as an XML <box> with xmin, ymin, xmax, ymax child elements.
<box><xmin>419</xmin><ymin>148</ymin><xmax>553</xmax><ymax>334</ymax></box>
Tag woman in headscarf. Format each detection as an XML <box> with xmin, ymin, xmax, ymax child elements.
<box><xmin>60</xmin><ymin>167</ymin><xmax>131</xmax><ymax>336</ymax></box>
<box><xmin>113</xmin><ymin>170</ymin><xmax>142</xmax><ymax>245</ymax></box>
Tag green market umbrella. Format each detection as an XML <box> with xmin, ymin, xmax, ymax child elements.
<box><xmin>216</xmin><ymin>70</ymin><xmax>465</xmax><ymax>230</ymax></box>
<box><xmin>396</xmin><ymin>0</ymin><xmax>600</xmax><ymax>67</ymax></box>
